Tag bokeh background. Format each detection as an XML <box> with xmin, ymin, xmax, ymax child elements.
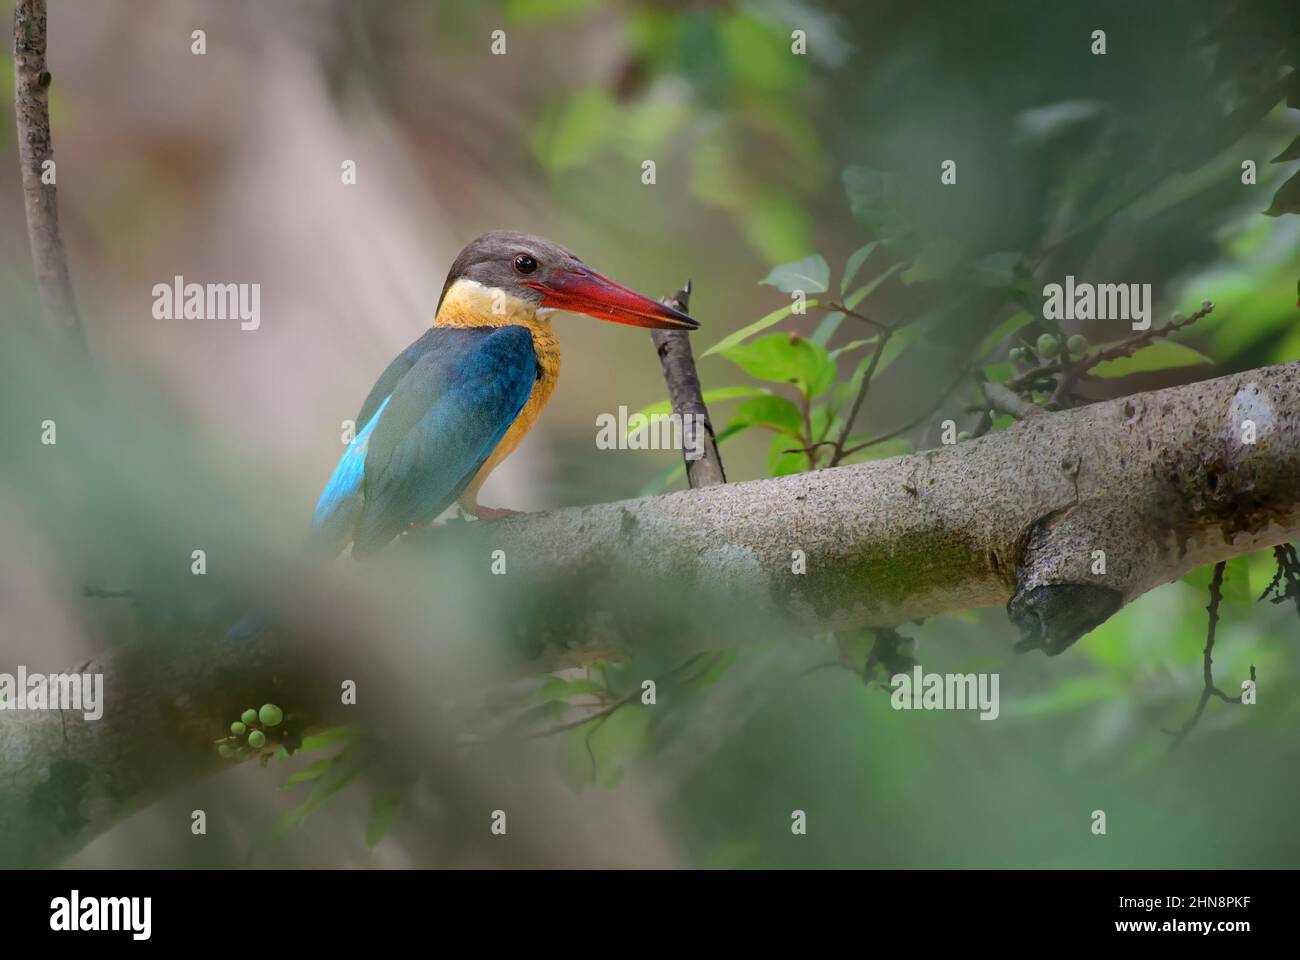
<box><xmin>2</xmin><ymin>0</ymin><xmax>1300</xmax><ymax>868</ymax></box>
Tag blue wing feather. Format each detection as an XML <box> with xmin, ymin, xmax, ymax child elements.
<box><xmin>309</xmin><ymin>325</ymin><xmax>536</xmax><ymax>558</ymax></box>
<box><xmin>309</xmin><ymin>394</ymin><xmax>392</xmax><ymax>549</ymax></box>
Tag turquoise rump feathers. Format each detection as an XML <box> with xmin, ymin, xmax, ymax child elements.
<box><xmin>309</xmin><ymin>325</ymin><xmax>537</xmax><ymax>558</ymax></box>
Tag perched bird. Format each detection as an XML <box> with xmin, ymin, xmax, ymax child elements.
<box><xmin>310</xmin><ymin>230</ymin><xmax>697</xmax><ymax>559</ymax></box>
<box><xmin>227</xmin><ymin>231</ymin><xmax>695</xmax><ymax>640</ymax></box>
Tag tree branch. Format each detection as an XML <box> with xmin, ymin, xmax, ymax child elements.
<box><xmin>1163</xmin><ymin>562</ymin><xmax>1251</xmax><ymax>749</ymax></box>
<box><xmin>7</xmin><ymin>359</ymin><xmax>1300</xmax><ymax>864</ymax></box>
<box><xmin>984</xmin><ymin>381</ymin><xmax>1044</xmax><ymax>420</ymax></box>
<box><xmin>13</xmin><ymin>0</ymin><xmax>89</xmax><ymax>359</ymax></box>
<box><xmin>649</xmin><ymin>281</ymin><xmax>726</xmax><ymax>487</ymax></box>
<box><xmin>483</xmin><ymin>359</ymin><xmax>1300</xmax><ymax>661</ymax></box>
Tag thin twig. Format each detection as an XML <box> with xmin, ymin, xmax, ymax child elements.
<box><xmin>829</xmin><ymin>321</ymin><xmax>891</xmax><ymax>467</ymax></box>
<box><xmin>824</xmin><ymin>300</ymin><xmax>891</xmax><ymax>334</ymax></box>
<box><xmin>1164</xmin><ymin>561</ymin><xmax>1247</xmax><ymax>750</ymax></box>
<box><xmin>1006</xmin><ymin>303</ymin><xmax>1215</xmax><ymax>399</ymax></box>
<box><xmin>818</xmin><ymin>300</ymin><xmax>919</xmax><ymax>467</ymax></box>
<box><xmin>799</xmin><ymin>391</ymin><xmax>816</xmax><ymax>465</ymax></box>
<box><xmin>838</xmin><ymin>365</ymin><xmax>972</xmax><ymax>459</ymax></box>
<box><xmin>523</xmin><ymin>653</ymin><xmax>711</xmax><ymax>741</ymax></box>
<box><xmin>649</xmin><ymin>281</ymin><xmax>726</xmax><ymax>487</ymax></box>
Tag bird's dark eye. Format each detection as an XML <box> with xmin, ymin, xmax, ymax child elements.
<box><xmin>513</xmin><ymin>253</ymin><xmax>538</xmax><ymax>274</ymax></box>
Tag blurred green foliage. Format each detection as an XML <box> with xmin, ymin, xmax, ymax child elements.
<box><xmin>515</xmin><ymin>0</ymin><xmax>1300</xmax><ymax>867</ymax></box>
<box><xmin>5</xmin><ymin>0</ymin><xmax>1300</xmax><ymax>868</ymax></box>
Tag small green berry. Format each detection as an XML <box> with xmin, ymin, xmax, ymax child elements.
<box><xmin>957</xmin><ymin>431</ymin><xmax>972</xmax><ymax>441</ymax></box>
<box><xmin>248</xmin><ymin>730</ymin><xmax>267</xmax><ymax>749</ymax></box>
<box><xmin>218</xmin><ymin>744</ymin><xmax>235</xmax><ymax>759</ymax></box>
<box><xmin>241</xmin><ymin>708</ymin><xmax>258</xmax><ymax>726</ymax></box>
<box><xmin>1066</xmin><ymin>334</ymin><xmax>1088</xmax><ymax>356</ymax></box>
<box><xmin>258</xmin><ymin>703</ymin><xmax>283</xmax><ymax>728</ymax></box>
<box><xmin>1037</xmin><ymin>334</ymin><xmax>1060</xmax><ymax>359</ymax></box>
<box><xmin>1201</xmin><ymin>300</ymin><xmax>1213</xmax><ymax>310</ymax></box>
<box><xmin>230</xmin><ymin>721</ymin><xmax>246</xmax><ymax>736</ymax></box>
<box><xmin>1009</xmin><ymin>346</ymin><xmax>1024</xmax><ymax>362</ymax></box>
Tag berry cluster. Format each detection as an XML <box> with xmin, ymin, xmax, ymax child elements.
<box><xmin>1009</xmin><ymin>333</ymin><xmax>1089</xmax><ymax>367</ymax></box>
<box><xmin>215</xmin><ymin>703</ymin><xmax>285</xmax><ymax>761</ymax></box>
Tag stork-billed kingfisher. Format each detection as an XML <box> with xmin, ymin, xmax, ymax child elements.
<box><xmin>309</xmin><ymin>230</ymin><xmax>697</xmax><ymax>559</ymax></box>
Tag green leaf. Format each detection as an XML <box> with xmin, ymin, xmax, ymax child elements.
<box><xmin>283</xmin><ymin>757</ymin><xmax>336</xmax><ymax>786</ymax></box>
<box><xmin>701</xmin><ymin>300</ymin><xmax>818</xmax><ymax>358</ymax></box>
<box><xmin>1089</xmin><ymin>340</ymin><xmax>1212</xmax><ymax>378</ymax></box>
<box><xmin>365</xmin><ymin>789</ymin><xmax>404</xmax><ymax>848</ymax></box>
<box><xmin>843</xmin><ymin>166</ymin><xmax>916</xmax><ymax>248</ymax></box>
<box><xmin>560</xmin><ymin>706</ymin><xmax>651</xmax><ymax>791</ymax></box>
<box><xmin>829</xmin><ymin>337</ymin><xmax>876</xmax><ymax>359</ymax></box>
<box><xmin>535</xmin><ymin>677</ymin><xmax>603</xmax><ymax>703</ymax></box>
<box><xmin>1263</xmin><ymin>169</ymin><xmax>1300</xmax><ymax>217</ymax></box>
<box><xmin>975</xmin><ymin>310</ymin><xmax>1035</xmax><ymax>360</ymax></box>
<box><xmin>840</xmin><ymin>242</ymin><xmax>877</xmax><ymax>295</ymax></box>
<box><xmin>721</xmin><ymin>333</ymin><xmax>836</xmax><ymax>398</ymax></box>
<box><xmin>591</xmin><ymin>705</ymin><xmax>650</xmax><ymax>789</ymax></box>
<box><xmin>760</xmin><ymin>254</ymin><xmax>829</xmax><ymax>293</ymax></box>
<box><xmin>1182</xmin><ymin>557</ymin><xmax>1251</xmax><ymax>609</ymax></box>
<box><xmin>629</xmin><ymin>387</ymin><xmax>768</xmax><ymax>425</ymax></box>
<box><xmin>810</xmin><ymin>312</ymin><xmax>845</xmax><ymax>346</ymax></box>
<box><xmin>814</xmin><ymin>261</ymin><xmax>904</xmax><ymax>346</ymax></box>
<box><xmin>1012</xmin><ymin>100</ymin><xmax>1106</xmax><ymax>144</ymax></box>
<box><xmin>837</xmin><ymin>323</ymin><xmax>920</xmax><ymax>403</ymax></box>
<box><xmin>714</xmin><ymin>421</ymin><xmax>751</xmax><ymax>444</ymax></box>
<box><xmin>299</xmin><ymin>726</ymin><xmax>358</xmax><ymax>752</ymax></box>
<box><xmin>767</xmin><ymin>431</ymin><xmax>810</xmax><ymax>476</ymax></box>
<box><xmin>694</xmin><ymin>649</ymin><xmax>739</xmax><ymax>686</ymax></box>
<box><xmin>729</xmin><ymin>395</ymin><xmax>804</xmax><ymax>434</ymax></box>
<box><xmin>969</xmin><ymin>251</ymin><xmax>1023</xmax><ymax>288</ymax></box>
<box><xmin>901</xmin><ymin>238</ymin><xmax>964</xmax><ymax>285</ymax></box>
<box><xmin>809</xmin><ymin>404</ymin><xmax>841</xmax><ymax>444</ymax></box>
<box><xmin>983</xmin><ymin>362</ymin><xmax>1014</xmax><ymax>384</ymax></box>
<box><xmin>276</xmin><ymin>748</ymin><xmax>364</xmax><ymax>833</ymax></box>
<box><xmin>1271</xmin><ymin>134</ymin><xmax>1300</xmax><ymax>164</ymax></box>
<box><xmin>841</xmin><ymin>261</ymin><xmax>905</xmax><ymax>311</ymax></box>
<box><xmin>501</xmin><ymin>700</ymin><xmax>567</xmax><ymax>734</ymax></box>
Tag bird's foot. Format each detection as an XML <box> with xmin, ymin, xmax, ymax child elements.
<box><xmin>468</xmin><ymin>504</ymin><xmax>524</xmax><ymax>522</ymax></box>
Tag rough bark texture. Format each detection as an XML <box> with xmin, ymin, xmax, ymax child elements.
<box><xmin>649</xmin><ymin>282</ymin><xmax>727</xmax><ymax>488</ymax></box>
<box><xmin>480</xmin><ymin>360</ymin><xmax>1300</xmax><ymax>664</ymax></box>
<box><xmin>4</xmin><ymin>360</ymin><xmax>1300</xmax><ymax>865</ymax></box>
<box><xmin>985</xmin><ymin>381</ymin><xmax>1044</xmax><ymax>420</ymax></box>
<box><xmin>13</xmin><ymin>0</ymin><xmax>87</xmax><ymax>356</ymax></box>
<box><xmin>0</xmin><ymin>638</ymin><xmax>294</xmax><ymax>868</ymax></box>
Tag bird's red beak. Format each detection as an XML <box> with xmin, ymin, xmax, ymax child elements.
<box><xmin>525</xmin><ymin>267</ymin><xmax>698</xmax><ymax>330</ymax></box>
